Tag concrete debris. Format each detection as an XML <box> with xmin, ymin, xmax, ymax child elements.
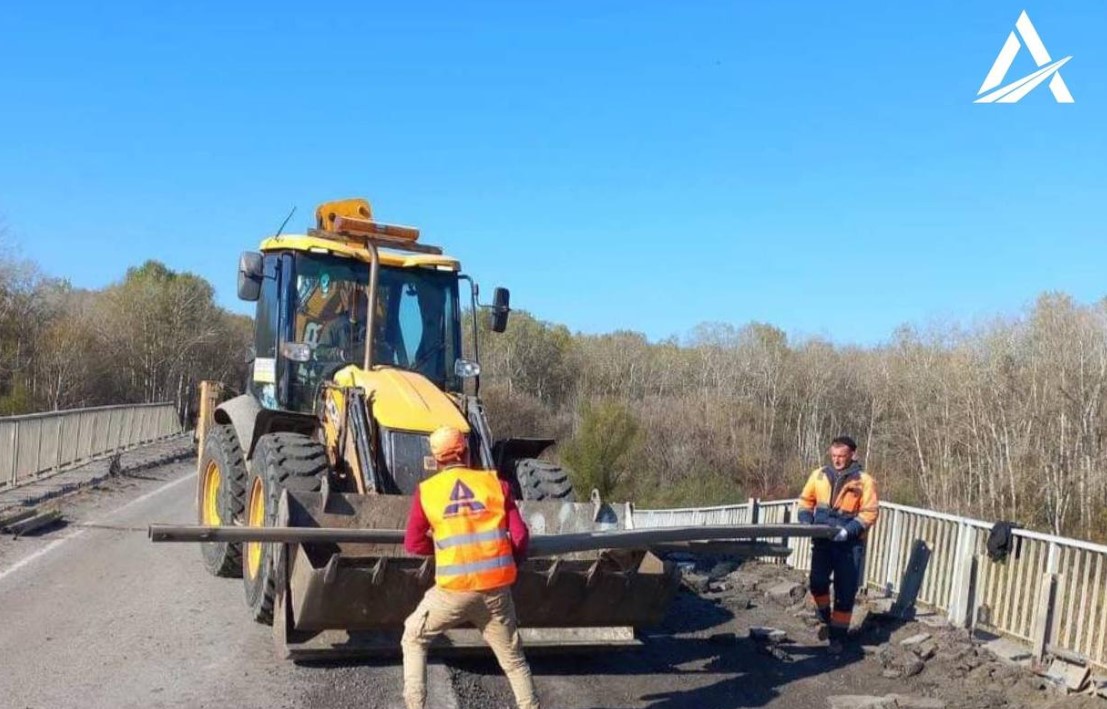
<box><xmin>900</xmin><ymin>657</ymin><xmax>925</xmax><ymax>677</ymax></box>
<box><xmin>0</xmin><ymin>506</ymin><xmax>38</xmax><ymax>530</ymax></box>
<box><xmin>984</xmin><ymin>637</ymin><xmax>1031</xmax><ymax>663</ymax></box>
<box><xmin>759</xmin><ymin>643</ymin><xmax>796</xmax><ymax>663</ymax></box>
<box><xmin>850</xmin><ymin>605</ymin><xmax>871</xmax><ymax>632</ymax></box>
<box><xmin>868</xmin><ymin>598</ymin><xmax>896</xmax><ymax>615</ymax></box>
<box><xmin>675</xmin><ymin>560</ymin><xmax>1069</xmax><ymax>709</ymax></box>
<box><xmin>4</xmin><ymin>508</ymin><xmax>63</xmax><ymax>537</ymax></box>
<box><xmin>749</xmin><ymin>626</ymin><xmax>788</xmax><ymax>643</ymax></box>
<box><xmin>680</xmin><ymin>572</ymin><xmax>710</xmax><ymax>595</ymax></box>
<box><xmin>1043</xmin><ymin>658</ymin><xmax>1090</xmax><ymax>693</ymax></box>
<box><xmin>795</xmin><ymin>608</ymin><xmax>823</xmax><ymax>627</ymax></box>
<box><xmin>708</xmin><ymin>560</ymin><xmax>739</xmax><ymax>580</ymax></box>
<box><xmin>911</xmin><ymin>642</ymin><xmax>937</xmax><ymax>661</ymax></box>
<box><xmin>900</xmin><ymin>633</ymin><xmax>932</xmax><ymax>647</ymax></box>
<box><xmin>878</xmin><ymin>647</ymin><xmax>926</xmax><ymax>677</ymax></box>
<box><xmin>724</xmin><ymin>594</ymin><xmax>753</xmax><ymax>610</ymax></box>
<box><xmin>916</xmin><ymin>613</ymin><xmax>950</xmax><ymax>629</ymax></box>
<box><xmin>766</xmin><ymin>581</ymin><xmax>805</xmax><ymax>605</ymax></box>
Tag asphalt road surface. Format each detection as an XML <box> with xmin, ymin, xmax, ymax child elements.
<box><xmin>0</xmin><ymin>461</ymin><xmax>433</xmax><ymax>709</ymax></box>
<box><xmin>0</xmin><ymin>458</ymin><xmax>945</xmax><ymax>709</ymax></box>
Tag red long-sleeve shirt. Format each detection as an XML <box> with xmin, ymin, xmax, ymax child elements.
<box><xmin>403</xmin><ymin>480</ymin><xmax>530</xmax><ymax>560</ymax></box>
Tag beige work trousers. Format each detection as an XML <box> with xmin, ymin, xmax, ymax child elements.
<box><xmin>401</xmin><ymin>585</ymin><xmax>540</xmax><ymax>709</ymax></box>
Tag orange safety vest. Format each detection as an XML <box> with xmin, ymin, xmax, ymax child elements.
<box><xmin>798</xmin><ymin>466</ymin><xmax>879</xmax><ymax>539</ymax></box>
<box><xmin>419</xmin><ymin>466</ymin><xmax>517</xmax><ymax>592</ymax></box>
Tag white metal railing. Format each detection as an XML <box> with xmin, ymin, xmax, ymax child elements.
<box><xmin>629</xmin><ymin>500</ymin><xmax>757</xmax><ymax>528</ymax></box>
<box><xmin>632</xmin><ymin>497</ymin><xmax>1107</xmax><ymax>670</ymax></box>
<box><xmin>0</xmin><ymin>403</ymin><xmax>183</xmax><ymax>488</ymax></box>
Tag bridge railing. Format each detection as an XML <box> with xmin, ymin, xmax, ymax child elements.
<box><xmin>0</xmin><ymin>403</ymin><xmax>183</xmax><ymax>488</ymax></box>
<box><xmin>632</xmin><ymin>497</ymin><xmax>1107</xmax><ymax>670</ymax></box>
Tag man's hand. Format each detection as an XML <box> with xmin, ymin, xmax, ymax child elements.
<box><xmin>833</xmin><ymin>528</ymin><xmax>848</xmax><ymax>542</ymax></box>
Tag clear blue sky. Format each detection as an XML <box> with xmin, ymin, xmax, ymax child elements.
<box><xmin>1</xmin><ymin>2</ymin><xmax>1104</xmax><ymax>345</ymax></box>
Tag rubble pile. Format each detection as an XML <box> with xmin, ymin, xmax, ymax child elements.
<box><xmin>674</xmin><ymin>558</ymin><xmax>1104</xmax><ymax>708</ymax></box>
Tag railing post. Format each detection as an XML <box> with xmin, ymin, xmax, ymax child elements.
<box><xmin>115</xmin><ymin>407</ymin><xmax>126</xmax><ymax>452</ymax></box>
<box><xmin>884</xmin><ymin>508</ymin><xmax>903</xmax><ymax>594</ymax></box>
<box><xmin>74</xmin><ymin>412</ymin><xmax>85</xmax><ymax>464</ymax></box>
<box><xmin>1032</xmin><ymin>572</ymin><xmax>1059</xmax><ymax>663</ymax></box>
<box><xmin>55</xmin><ymin>414</ymin><xmax>65</xmax><ymax>472</ymax></box>
<box><xmin>11</xmin><ymin>420</ymin><xmax>20</xmax><ymax>485</ymax></box>
<box><xmin>8</xmin><ymin>422</ymin><xmax>17</xmax><ymax>485</ymax></box>
<box><xmin>1046</xmin><ymin>541</ymin><xmax>1060</xmax><ymax>574</ymax></box>
<box><xmin>33</xmin><ymin>419</ymin><xmax>44</xmax><ymax>478</ymax></box>
<box><xmin>948</xmin><ymin>522</ymin><xmax>975</xmax><ymax>626</ymax></box>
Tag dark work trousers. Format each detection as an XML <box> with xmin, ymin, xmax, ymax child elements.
<box><xmin>808</xmin><ymin>538</ymin><xmax>866</xmax><ymax>640</ymax></box>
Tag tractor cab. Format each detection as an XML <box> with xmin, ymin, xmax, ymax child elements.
<box><xmin>236</xmin><ymin>199</ymin><xmax>484</xmax><ymax>415</ymax></box>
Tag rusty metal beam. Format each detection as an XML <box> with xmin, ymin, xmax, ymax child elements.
<box><xmin>148</xmin><ymin>523</ymin><xmax>836</xmax><ymax>555</ymax></box>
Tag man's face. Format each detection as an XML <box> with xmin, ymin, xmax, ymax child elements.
<box><xmin>829</xmin><ymin>444</ymin><xmax>853</xmax><ymax>471</ymax></box>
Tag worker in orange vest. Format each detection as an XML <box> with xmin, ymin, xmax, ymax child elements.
<box><xmin>401</xmin><ymin>426</ymin><xmax>540</xmax><ymax>709</ymax></box>
<box><xmin>798</xmin><ymin>435</ymin><xmax>879</xmax><ymax>654</ymax></box>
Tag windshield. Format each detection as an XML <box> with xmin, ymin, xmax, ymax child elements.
<box><xmin>286</xmin><ymin>252</ymin><xmax>462</xmax><ymax>411</ymax></box>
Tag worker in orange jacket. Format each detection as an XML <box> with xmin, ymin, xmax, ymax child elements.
<box><xmin>798</xmin><ymin>435</ymin><xmax>879</xmax><ymax>653</ymax></box>
<box><xmin>401</xmin><ymin>426</ymin><xmax>540</xmax><ymax>709</ymax></box>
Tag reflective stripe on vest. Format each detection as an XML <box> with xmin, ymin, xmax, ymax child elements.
<box><xmin>419</xmin><ymin>467</ymin><xmax>517</xmax><ymax>592</ymax></box>
<box><xmin>437</xmin><ymin>554</ymin><xmax>515</xmax><ymax>577</ymax></box>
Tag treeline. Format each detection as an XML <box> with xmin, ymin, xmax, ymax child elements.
<box><xmin>4</xmin><ymin>239</ymin><xmax>1102</xmax><ymax>540</ymax></box>
<box><xmin>471</xmin><ymin>293</ymin><xmax>1107</xmax><ymax>541</ymax></box>
<box><xmin>0</xmin><ymin>255</ymin><xmax>251</xmax><ymax>415</ymax></box>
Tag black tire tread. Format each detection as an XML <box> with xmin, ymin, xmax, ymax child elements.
<box><xmin>515</xmin><ymin>458</ymin><xmax>575</xmax><ymax>501</ymax></box>
<box><xmin>244</xmin><ymin>432</ymin><xmax>328</xmax><ymax>625</ymax></box>
<box><xmin>199</xmin><ymin>424</ymin><xmax>247</xmax><ymax>577</ymax></box>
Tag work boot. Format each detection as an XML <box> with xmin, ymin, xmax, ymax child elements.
<box><xmin>827</xmin><ymin>639</ymin><xmax>844</xmax><ymax>656</ymax></box>
<box><xmin>816</xmin><ymin>624</ymin><xmax>829</xmax><ymax>642</ymax></box>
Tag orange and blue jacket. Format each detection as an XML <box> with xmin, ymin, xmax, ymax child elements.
<box><xmin>797</xmin><ymin>463</ymin><xmax>879</xmax><ymax>541</ymax></box>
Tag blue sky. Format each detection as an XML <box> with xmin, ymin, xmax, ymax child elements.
<box><xmin>1</xmin><ymin>2</ymin><xmax>1104</xmax><ymax>345</ymax></box>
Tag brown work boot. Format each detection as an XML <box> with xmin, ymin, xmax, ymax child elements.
<box><xmin>816</xmin><ymin>624</ymin><xmax>830</xmax><ymax>642</ymax></box>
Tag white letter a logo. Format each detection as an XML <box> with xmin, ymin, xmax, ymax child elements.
<box><xmin>976</xmin><ymin>11</ymin><xmax>1074</xmax><ymax>103</ymax></box>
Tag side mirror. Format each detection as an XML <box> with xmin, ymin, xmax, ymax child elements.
<box><xmin>237</xmin><ymin>251</ymin><xmax>264</xmax><ymax>301</ymax></box>
<box><xmin>491</xmin><ymin>287</ymin><xmax>511</xmax><ymax>333</ymax></box>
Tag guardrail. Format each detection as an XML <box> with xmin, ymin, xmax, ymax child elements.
<box><xmin>629</xmin><ymin>500</ymin><xmax>759</xmax><ymax>528</ymax></box>
<box><xmin>0</xmin><ymin>403</ymin><xmax>183</xmax><ymax>488</ymax></box>
<box><xmin>632</xmin><ymin>497</ymin><xmax>1107</xmax><ymax>670</ymax></box>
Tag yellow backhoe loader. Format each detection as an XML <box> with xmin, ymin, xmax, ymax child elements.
<box><xmin>183</xmin><ymin>198</ymin><xmax>831</xmax><ymax>659</ymax></box>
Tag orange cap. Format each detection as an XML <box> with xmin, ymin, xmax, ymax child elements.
<box><xmin>429</xmin><ymin>426</ymin><xmax>467</xmax><ymax>463</ymax></box>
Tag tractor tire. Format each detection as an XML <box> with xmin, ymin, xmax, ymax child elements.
<box><xmin>242</xmin><ymin>432</ymin><xmax>327</xmax><ymax>625</ymax></box>
<box><xmin>514</xmin><ymin>458</ymin><xmax>576</xmax><ymax>501</ymax></box>
<box><xmin>197</xmin><ymin>424</ymin><xmax>247</xmax><ymax>577</ymax></box>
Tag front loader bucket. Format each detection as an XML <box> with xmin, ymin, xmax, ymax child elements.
<box><xmin>271</xmin><ymin>489</ymin><xmax>678</xmax><ymax>659</ymax></box>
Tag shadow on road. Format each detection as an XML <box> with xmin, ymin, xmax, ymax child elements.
<box><xmin>448</xmin><ymin>591</ymin><xmax>911</xmax><ymax>709</ymax></box>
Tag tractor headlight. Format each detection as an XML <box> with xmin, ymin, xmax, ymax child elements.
<box><xmin>454</xmin><ymin>358</ymin><xmax>481</xmax><ymax>379</ymax></box>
